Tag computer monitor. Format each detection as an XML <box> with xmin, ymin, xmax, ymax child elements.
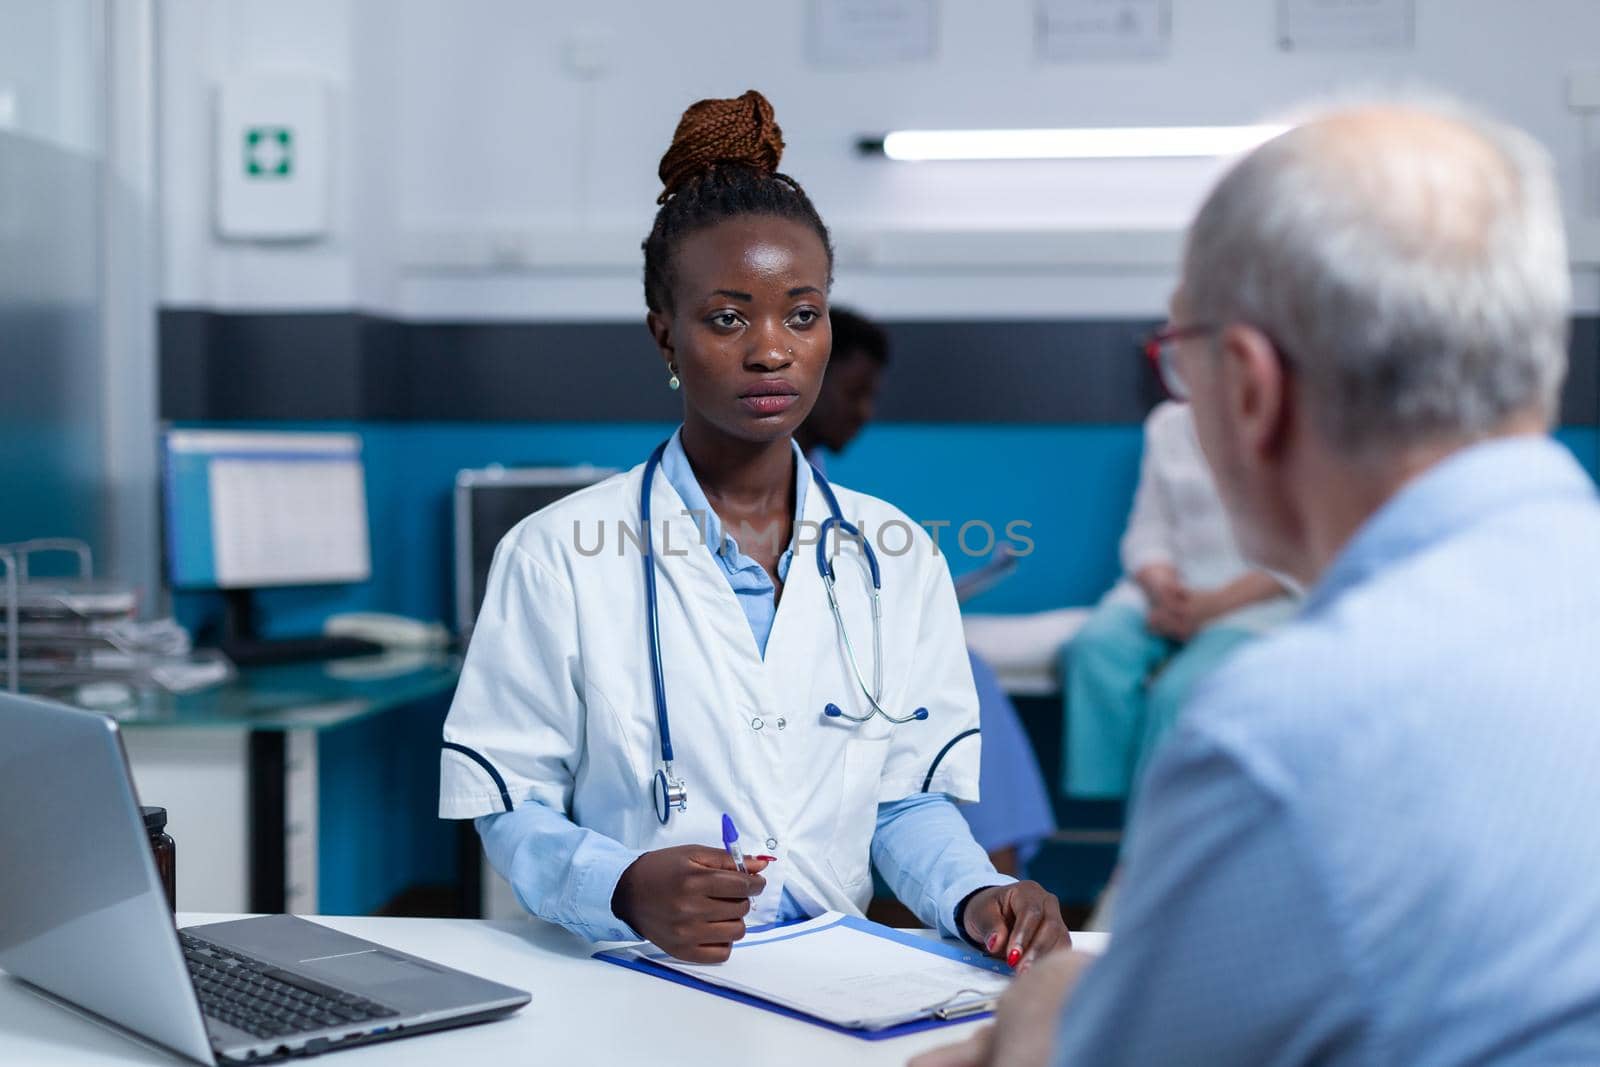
<box><xmin>453</xmin><ymin>465</ymin><xmax>614</xmax><ymax>640</ymax></box>
<box><xmin>163</xmin><ymin>430</ymin><xmax>373</xmax><ymax>660</ymax></box>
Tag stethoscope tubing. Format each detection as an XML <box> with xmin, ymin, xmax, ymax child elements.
<box><xmin>639</xmin><ymin>437</ymin><xmax>929</xmax><ymax>824</ymax></box>
<box><xmin>642</xmin><ymin>441</ymin><xmax>677</xmax><ymax>766</ymax></box>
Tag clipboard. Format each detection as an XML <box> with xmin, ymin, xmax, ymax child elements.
<box><xmin>593</xmin><ymin>913</ymin><xmax>1010</xmax><ymax>1041</ymax></box>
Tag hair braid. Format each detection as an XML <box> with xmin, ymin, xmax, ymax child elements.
<box><xmin>656</xmin><ymin>90</ymin><xmax>785</xmax><ymax>205</ymax></box>
<box><xmin>643</xmin><ymin>90</ymin><xmax>834</xmax><ymax>313</ymax></box>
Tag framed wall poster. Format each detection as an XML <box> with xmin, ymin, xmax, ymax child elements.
<box><xmin>1278</xmin><ymin>0</ymin><xmax>1414</xmax><ymax>52</ymax></box>
<box><xmin>1036</xmin><ymin>0</ymin><xmax>1171</xmax><ymax>63</ymax></box>
<box><xmin>810</xmin><ymin>0</ymin><xmax>939</xmax><ymax>66</ymax></box>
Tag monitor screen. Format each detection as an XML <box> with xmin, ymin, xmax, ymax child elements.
<box><xmin>163</xmin><ymin>430</ymin><xmax>372</xmax><ymax>590</ymax></box>
<box><xmin>454</xmin><ymin>466</ymin><xmax>614</xmax><ymax>637</ymax></box>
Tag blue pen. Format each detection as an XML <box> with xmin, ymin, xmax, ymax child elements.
<box><xmin>721</xmin><ymin>813</ymin><xmax>749</xmax><ymax>874</ymax></box>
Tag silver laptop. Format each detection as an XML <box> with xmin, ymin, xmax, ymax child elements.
<box><xmin>0</xmin><ymin>692</ymin><xmax>530</xmax><ymax>1064</ymax></box>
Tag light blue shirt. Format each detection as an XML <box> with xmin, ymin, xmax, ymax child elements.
<box><xmin>1052</xmin><ymin>435</ymin><xmax>1600</xmax><ymax>1065</ymax></box>
<box><xmin>659</xmin><ymin>428</ymin><xmax>806</xmax><ymax>658</ymax></box>
<box><xmin>477</xmin><ymin>430</ymin><xmax>1008</xmax><ymax>943</ymax></box>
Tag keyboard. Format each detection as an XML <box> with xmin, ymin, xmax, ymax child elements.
<box><xmin>180</xmin><ymin>932</ymin><xmax>399</xmax><ymax>1042</ymax></box>
<box><xmin>219</xmin><ymin>634</ymin><xmax>383</xmax><ymax>668</ymax></box>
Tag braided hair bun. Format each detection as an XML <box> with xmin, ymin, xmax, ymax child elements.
<box><xmin>642</xmin><ymin>90</ymin><xmax>833</xmax><ymax>313</ymax></box>
<box><xmin>657</xmin><ymin>90</ymin><xmax>786</xmax><ymax>204</ymax></box>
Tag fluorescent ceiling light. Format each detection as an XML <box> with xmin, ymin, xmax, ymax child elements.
<box><xmin>869</xmin><ymin>125</ymin><xmax>1290</xmax><ymax>161</ymax></box>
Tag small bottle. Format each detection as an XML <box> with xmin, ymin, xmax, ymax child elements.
<box><xmin>142</xmin><ymin>805</ymin><xmax>177</xmax><ymax>914</ymax></box>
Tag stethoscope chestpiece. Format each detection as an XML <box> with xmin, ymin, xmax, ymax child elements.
<box><xmin>653</xmin><ymin>765</ymin><xmax>688</xmax><ymax>825</ymax></box>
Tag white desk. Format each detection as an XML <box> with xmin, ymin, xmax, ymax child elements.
<box><xmin>0</xmin><ymin>913</ymin><xmax>1109</xmax><ymax>1066</ymax></box>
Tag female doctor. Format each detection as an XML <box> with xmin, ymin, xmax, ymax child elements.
<box><xmin>439</xmin><ymin>91</ymin><xmax>1069</xmax><ymax>967</ymax></box>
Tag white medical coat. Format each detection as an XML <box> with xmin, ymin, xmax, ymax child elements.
<box><xmin>439</xmin><ymin>457</ymin><xmax>982</xmax><ymax>925</ymax></box>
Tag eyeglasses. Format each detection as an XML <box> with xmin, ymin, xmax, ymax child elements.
<box><xmin>1142</xmin><ymin>323</ymin><xmax>1218</xmax><ymax>401</ymax></box>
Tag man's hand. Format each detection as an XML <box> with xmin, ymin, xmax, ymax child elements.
<box><xmin>908</xmin><ymin>950</ymin><xmax>1097</xmax><ymax>1067</ymax></box>
<box><xmin>961</xmin><ymin>881</ymin><xmax>1070</xmax><ymax>972</ymax></box>
<box><xmin>611</xmin><ymin>845</ymin><xmax>769</xmax><ymax>962</ymax></box>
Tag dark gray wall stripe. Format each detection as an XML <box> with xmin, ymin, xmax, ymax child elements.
<box><xmin>159</xmin><ymin>309</ymin><xmax>1600</xmax><ymax>426</ymax></box>
<box><xmin>1564</xmin><ymin>316</ymin><xmax>1598</xmax><ymax>427</ymax></box>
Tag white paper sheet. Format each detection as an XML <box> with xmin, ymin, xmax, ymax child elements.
<box><xmin>627</xmin><ymin>913</ymin><xmax>1013</xmax><ymax>1030</ymax></box>
<box><xmin>209</xmin><ymin>453</ymin><xmax>370</xmax><ymax>588</ymax></box>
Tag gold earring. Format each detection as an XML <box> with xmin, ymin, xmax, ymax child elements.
<box><xmin>667</xmin><ymin>364</ymin><xmax>680</xmax><ymax>390</ymax></box>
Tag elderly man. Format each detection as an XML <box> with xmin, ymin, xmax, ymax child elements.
<box><xmin>915</xmin><ymin>100</ymin><xmax>1600</xmax><ymax>1066</ymax></box>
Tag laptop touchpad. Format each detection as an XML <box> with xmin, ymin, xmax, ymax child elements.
<box><xmin>300</xmin><ymin>949</ymin><xmax>439</xmax><ymax>987</ymax></box>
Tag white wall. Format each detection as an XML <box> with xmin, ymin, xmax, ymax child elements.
<box><xmin>158</xmin><ymin>0</ymin><xmax>362</xmax><ymax>308</ymax></box>
<box><xmin>159</xmin><ymin>0</ymin><xmax>1600</xmax><ymax>319</ymax></box>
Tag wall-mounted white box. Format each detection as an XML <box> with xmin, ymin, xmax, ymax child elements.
<box><xmin>215</xmin><ymin>79</ymin><xmax>329</xmax><ymax>240</ymax></box>
<box><xmin>1568</xmin><ymin>71</ymin><xmax>1600</xmax><ymax>112</ymax></box>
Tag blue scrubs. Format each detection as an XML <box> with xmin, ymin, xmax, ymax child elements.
<box><xmin>960</xmin><ymin>651</ymin><xmax>1057</xmax><ymax>867</ymax></box>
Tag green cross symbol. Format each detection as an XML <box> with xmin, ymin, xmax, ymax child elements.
<box><xmin>244</xmin><ymin>126</ymin><xmax>294</xmax><ymax>178</ymax></box>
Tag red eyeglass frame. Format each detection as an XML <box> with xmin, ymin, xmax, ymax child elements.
<box><xmin>1141</xmin><ymin>323</ymin><xmax>1218</xmax><ymax>401</ymax></box>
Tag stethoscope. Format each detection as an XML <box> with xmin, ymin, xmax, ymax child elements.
<box><xmin>641</xmin><ymin>438</ymin><xmax>928</xmax><ymax>825</ymax></box>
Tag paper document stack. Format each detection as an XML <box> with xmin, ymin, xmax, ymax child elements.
<box><xmin>1</xmin><ymin>540</ymin><xmax>231</xmax><ymax>696</ymax></box>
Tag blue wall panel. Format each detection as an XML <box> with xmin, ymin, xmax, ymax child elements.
<box><xmin>1555</xmin><ymin>425</ymin><xmax>1598</xmax><ymax>479</ymax></box>
<box><xmin>177</xmin><ymin>420</ymin><xmax>1598</xmax><ymax>636</ymax></box>
<box><xmin>316</xmin><ymin>693</ymin><xmax>455</xmax><ymax>916</ymax></box>
<box><xmin>822</xmin><ymin>424</ymin><xmax>1145</xmax><ymax>612</ymax></box>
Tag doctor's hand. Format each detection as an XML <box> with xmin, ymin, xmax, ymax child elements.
<box><xmin>611</xmin><ymin>846</ymin><xmax>770</xmax><ymax>964</ymax></box>
<box><xmin>961</xmin><ymin>881</ymin><xmax>1070</xmax><ymax>973</ymax></box>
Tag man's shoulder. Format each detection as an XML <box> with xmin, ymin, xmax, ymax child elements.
<box><xmin>1188</xmin><ymin>612</ymin><xmax>1369</xmax><ymax>714</ymax></box>
<box><xmin>1177</xmin><ymin>604</ymin><xmax>1406</xmax><ymax>784</ymax></box>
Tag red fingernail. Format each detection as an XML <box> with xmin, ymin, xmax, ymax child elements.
<box><xmin>756</xmin><ymin>855</ymin><xmax>778</xmax><ymax>862</ymax></box>
<box><xmin>1007</xmin><ymin>947</ymin><xmax>1022</xmax><ymax>968</ymax></box>
<box><xmin>986</xmin><ymin>933</ymin><xmax>999</xmax><ymax>952</ymax></box>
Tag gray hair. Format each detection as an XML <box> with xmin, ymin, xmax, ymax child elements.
<box><xmin>1183</xmin><ymin>97</ymin><xmax>1571</xmax><ymax>456</ymax></box>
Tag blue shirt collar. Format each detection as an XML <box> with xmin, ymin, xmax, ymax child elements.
<box><xmin>1305</xmin><ymin>434</ymin><xmax>1595</xmax><ymax>615</ymax></box>
<box><xmin>659</xmin><ymin>427</ymin><xmax>810</xmax><ymax>568</ymax></box>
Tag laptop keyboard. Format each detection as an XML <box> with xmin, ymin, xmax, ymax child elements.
<box><xmin>180</xmin><ymin>932</ymin><xmax>400</xmax><ymax>1042</ymax></box>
